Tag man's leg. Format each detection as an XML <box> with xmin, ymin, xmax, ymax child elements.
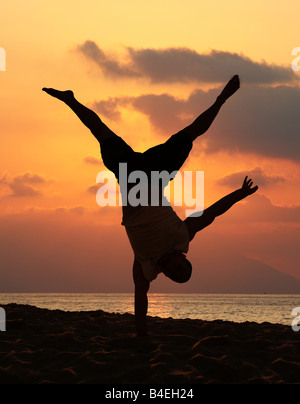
<box><xmin>182</xmin><ymin>75</ymin><xmax>240</xmax><ymax>141</ymax></box>
<box><xmin>141</xmin><ymin>75</ymin><xmax>240</xmax><ymax>176</ymax></box>
<box><xmin>142</xmin><ymin>131</ymin><xmax>193</xmax><ymax>181</ymax></box>
<box><xmin>42</xmin><ymin>88</ymin><xmax>117</xmax><ymax>142</ymax></box>
<box><xmin>42</xmin><ymin>88</ymin><xmax>138</xmax><ymax>180</ymax></box>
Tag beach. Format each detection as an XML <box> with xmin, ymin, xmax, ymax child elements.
<box><xmin>0</xmin><ymin>303</ymin><xmax>299</xmax><ymax>384</ymax></box>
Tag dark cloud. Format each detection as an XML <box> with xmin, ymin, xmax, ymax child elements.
<box><xmin>82</xmin><ymin>156</ymin><xmax>101</xmax><ymax>165</ymax></box>
<box><xmin>93</xmin><ymin>84</ymin><xmax>300</xmax><ymax>161</ymax></box>
<box><xmin>218</xmin><ymin>167</ymin><xmax>286</xmax><ymax>188</ymax></box>
<box><xmin>205</xmin><ymin>85</ymin><xmax>300</xmax><ymax>161</ymax></box>
<box><xmin>131</xmin><ymin>93</ymin><xmax>186</xmax><ymax>133</ymax></box>
<box><xmin>0</xmin><ymin>173</ymin><xmax>47</xmax><ymax>198</ymax></box>
<box><xmin>77</xmin><ymin>41</ymin><xmax>139</xmax><ymax>79</ymax></box>
<box><xmin>87</xmin><ymin>184</ymin><xmax>99</xmax><ymax>194</ymax></box>
<box><xmin>127</xmin><ymin>47</ymin><xmax>297</xmax><ymax>84</ymax></box>
<box><xmin>92</xmin><ymin>92</ymin><xmax>192</xmax><ymax>133</ymax></box>
<box><xmin>92</xmin><ymin>98</ymin><xmax>124</xmax><ymax>122</ymax></box>
<box><xmin>77</xmin><ymin>41</ymin><xmax>298</xmax><ymax>84</ymax></box>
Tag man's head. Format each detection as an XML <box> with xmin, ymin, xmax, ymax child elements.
<box><xmin>156</xmin><ymin>252</ymin><xmax>192</xmax><ymax>283</ymax></box>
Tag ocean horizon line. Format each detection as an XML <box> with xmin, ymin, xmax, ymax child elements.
<box><xmin>1</xmin><ymin>292</ymin><xmax>299</xmax><ymax>326</ymax></box>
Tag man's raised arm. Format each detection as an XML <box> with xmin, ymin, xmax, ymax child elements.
<box><xmin>185</xmin><ymin>176</ymin><xmax>258</xmax><ymax>241</ymax></box>
<box><xmin>133</xmin><ymin>259</ymin><xmax>150</xmax><ymax>336</ymax></box>
<box><xmin>205</xmin><ymin>176</ymin><xmax>258</xmax><ymax>218</ymax></box>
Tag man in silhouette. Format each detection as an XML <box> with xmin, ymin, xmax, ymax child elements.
<box><xmin>43</xmin><ymin>75</ymin><xmax>258</xmax><ymax>335</ymax></box>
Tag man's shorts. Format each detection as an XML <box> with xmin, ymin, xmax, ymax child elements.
<box><xmin>99</xmin><ymin>130</ymin><xmax>193</xmax><ymax>183</ymax></box>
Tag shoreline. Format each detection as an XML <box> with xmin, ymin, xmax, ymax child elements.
<box><xmin>0</xmin><ymin>303</ymin><xmax>300</xmax><ymax>384</ymax></box>
<box><xmin>1</xmin><ymin>292</ymin><xmax>298</xmax><ymax>326</ymax></box>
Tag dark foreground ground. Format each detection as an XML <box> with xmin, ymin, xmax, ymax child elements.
<box><xmin>0</xmin><ymin>303</ymin><xmax>299</xmax><ymax>384</ymax></box>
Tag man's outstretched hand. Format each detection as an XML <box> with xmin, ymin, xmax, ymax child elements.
<box><xmin>241</xmin><ymin>176</ymin><xmax>258</xmax><ymax>196</ymax></box>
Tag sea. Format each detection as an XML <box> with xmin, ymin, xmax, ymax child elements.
<box><xmin>0</xmin><ymin>293</ymin><xmax>300</xmax><ymax>326</ymax></box>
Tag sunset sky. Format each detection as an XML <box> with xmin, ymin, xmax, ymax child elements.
<box><xmin>0</xmin><ymin>0</ymin><xmax>300</xmax><ymax>293</ymax></box>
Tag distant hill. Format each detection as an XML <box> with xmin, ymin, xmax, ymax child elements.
<box><xmin>151</xmin><ymin>253</ymin><xmax>300</xmax><ymax>294</ymax></box>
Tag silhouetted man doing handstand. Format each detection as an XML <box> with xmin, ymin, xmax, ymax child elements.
<box><xmin>43</xmin><ymin>75</ymin><xmax>258</xmax><ymax>335</ymax></box>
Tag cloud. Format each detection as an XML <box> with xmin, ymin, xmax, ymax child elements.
<box><xmin>82</xmin><ymin>156</ymin><xmax>102</xmax><ymax>165</ymax></box>
<box><xmin>92</xmin><ymin>92</ymin><xmax>192</xmax><ymax>133</ymax></box>
<box><xmin>87</xmin><ymin>181</ymin><xmax>120</xmax><ymax>196</ymax></box>
<box><xmin>205</xmin><ymin>85</ymin><xmax>300</xmax><ymax>161</ymax></box>
<box><xmin>127</xmin><ymin>47</ymin><xmax>297</xmax><ymax>84</ymax></box>
<box><xmin>93</xmin><ymin>84</ymin><xmax>300</xmax><ymax>161</ymax></box>
<box><xmin>77</xmin><ymin>42</ymin><xmax>300</xmax><ymax>161</ymax></box>
<box><xmin>0</xmin><ymin>173</ymin><xmax>48</xmax><ymax>198</ymax></box>
<box><xmin>218</xmin><ymin>167</ymin><xmax>286</xmax><ymax>188</ymax></box>
<box><xmin>54</xmin><ymin>206</ymin><xmax>86</xmax><ymax>216</ymax></box>
<box><xmin>77</xmin><ymin>41</ymin><xmax>139</xmax><ymax>79</ymax></box>
<box><xmin>77</xmin><ymin>41</ymin><xmax>298</xmax><ymax>84</ymax></box>
<box><xmin>92</xmin><ymin>99</ymin><xmax>123</xmax><ymax>122</ymax></box>
<box><xmin>220</xmin><ymin>193</ymin><xmax>300</xmax><ymax>224</ymax></box>
<box><xmin>87</xmin><ymin>184</ymin><xmax>100</xmax><ymax>194</ymax></box>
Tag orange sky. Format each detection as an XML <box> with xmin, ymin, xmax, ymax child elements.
<box><xmin>0</xmin><ymin>0</ymin><xmax>300</xmax><ymax>292</ymax></box>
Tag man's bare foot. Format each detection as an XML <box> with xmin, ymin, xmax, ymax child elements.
<box><xmin>218</xmin><ymin>75</ymin><xmax>240</xmax><ymax>103</ymax></box>
<box><xmin>42</xmin><ymin>88</ymin><xmax>74</xmax><ymax>102</ymax></box>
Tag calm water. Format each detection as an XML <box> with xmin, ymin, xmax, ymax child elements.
<box><xmin>0</xmin><ymin>293</ymin><xmax>299</xmax><ymax>325</ymax></box>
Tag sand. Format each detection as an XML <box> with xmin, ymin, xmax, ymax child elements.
<box><xmin>0</xmin><ymin>303</ymin><xmax>299</xmax><ymax>384</ymax></box>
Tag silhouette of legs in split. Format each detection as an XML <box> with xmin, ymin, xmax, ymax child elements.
<box><xmin>42</xmin><ymin>75</ymin><xmax>240</xmax><ymax>179</ymax></box>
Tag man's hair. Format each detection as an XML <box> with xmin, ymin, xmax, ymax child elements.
<box><xmin>159</xmin><ymin>253</ymin><xmax>192</xmax><ymax>284</ymax></box>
